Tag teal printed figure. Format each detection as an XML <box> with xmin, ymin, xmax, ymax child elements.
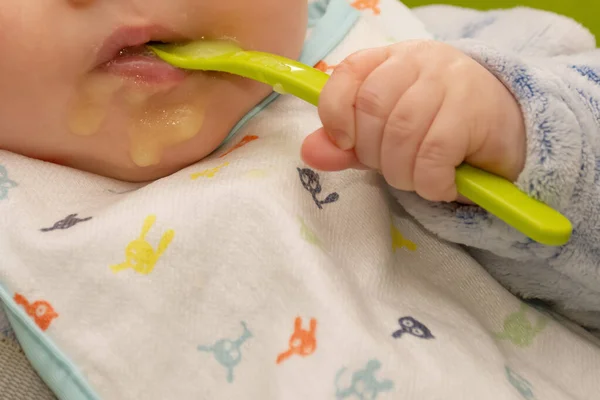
<box><xmin>297</xmin><ymin>168</ymin><xmax>339</xmax><ymax>209</ymax></box>
<box><xmin>335</xmin><ymin>359</ymin><xmax>394</xmax><ymax>399</ymax></box>
<box><xmin>505</xmin><ymin>366</ymin><xmax>535</xmax><ymax>399</ymax></box>
<box><xmin>392</xmin><ymin>316</ymin><xmax>434</xmax><ymax>340</ymax></box>
<box><xmin>197</xmin><ymin>321</ymin><xmax>252</xmax><ymax>383</ymax></box>
<box><xmin>0</xmin><ymin>165</ymin><xmax>17</xmax><ymax>201</ymax></box>
<box><xmin>495</xmin><ymin>303</ymin><xmax>547</xmax><ymax>347</ymax></box>
<box><xmin>41</xmin><ymin>214</ymin><xmax>92</xmax><ymax>232</ymax></box>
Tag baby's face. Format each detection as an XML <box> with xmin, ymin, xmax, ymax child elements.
<box><xmin>0</xmin><ymin>0</ymin><xmax>307</xmax><ymax>181</ymax></box>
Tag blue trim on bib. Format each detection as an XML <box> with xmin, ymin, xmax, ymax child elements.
<box><xmin>0</xmin><ymin>285</ymin><xmax>100</xmax><ymax>400</ymax></box>
<box><xmin>0</xmin><ymin>2</ymin><xmax>359</xmax><ymax>399</ymax></box>
<box><xmin>221</xmin><ymin>0</ymin><xmax>359</xmax><ymax>144</ymax></box>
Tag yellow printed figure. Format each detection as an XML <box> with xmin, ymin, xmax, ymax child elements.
<box><xmin>191</xmin><ymin>162</ymin><xmax>229</xmax><ymax>180</ymax></box>
<box><xmin>111</xmin><ymin>215</ymin><xmax>175</xmax><ymax>275</ymax></box>
<box><xmin>244</xmin><ymin>169</ymin><xmax>267</xmax><ymax>179</ymax></box>
<box><xmin>391</xmin><ymin>224</ymin><xmax>417</xmax><ymax>252</ymax></box>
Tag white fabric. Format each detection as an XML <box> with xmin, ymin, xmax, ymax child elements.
<box><xmin>0</xmin><ymin>1</ymin><xmax>599</xmax><ymax>399</ymax></box>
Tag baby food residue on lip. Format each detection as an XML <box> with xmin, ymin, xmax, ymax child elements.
<box><xmin>67</xmin><ymin>72</ymin><xmax>209</xmax><ymax>167</ymax></box>
<box><xmin>67</xmin><ymin>73</ymin><xmax>124</xmax><ymax>136</ymax></box>
<box><xmin>127</xmin><ymin>75</ymin><xmax>207</xmax><ymax>167</ymax></box>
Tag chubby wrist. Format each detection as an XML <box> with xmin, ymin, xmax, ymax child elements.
<box><xmin>451</xmin><ymin>39</ymin><xmax>580</xmax><ymax>210</ymax></box>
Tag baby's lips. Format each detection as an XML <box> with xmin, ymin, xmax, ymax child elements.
<box><xmin>95</xmin><ymin>25</ymin><xmax>189</xmax><ymax>68</ymax></box>
<box><xmin>92</xmin><ymin>25</ymin><xmax>192</xmax><ymax>84</ymax></box>
<box><xmin>100</xmin><ymin>56</ymin><xmax>188</xmax><ymax>84</ymax></box>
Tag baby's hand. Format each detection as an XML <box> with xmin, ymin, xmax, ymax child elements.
<box><xmin>302</xmin><ymin>41</ymin><xmax>527</xmax><ymax>202</ymax></box>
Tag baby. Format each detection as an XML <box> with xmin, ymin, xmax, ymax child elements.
<box><xmin>1</xmin><ymin>0</ymin><xmax>600</xmax><ymax>398</ymax></box>
<box><xmin>0</xmin><ymin>0</ymin><xmax>307</xmax><ymax>181</ymax></box>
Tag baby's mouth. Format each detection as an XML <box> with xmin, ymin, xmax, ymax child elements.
<box><xmin>115</xmin><ymin>44</ymin><xmax>158</xmax><ymax>59</ymax></box>
<box><xmin>99</xmin><ymin>44</ymin><xmax>188</xmax><ymax>84</ymax></box>
<box><xmin>94</xmin><ymin>26</ymin><xmax>189</xmax><ymax>84</ymax></box>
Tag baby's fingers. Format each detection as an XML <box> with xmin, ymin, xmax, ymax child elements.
<box><xmin>412</xmin><ymin>97</ymin><xmax>469</xmax><ymax>202</ymax></box>
<box><xmin>301</xmin><ymin>128</ymin><xmax>362</xmax><ymax>171</ymax></box>
<box><xmin>318</xmin><ymin>47</ymin><xmax>389</xmax><ymax>150</ymax></box>
<box><xmin>354</xmin><ymin>56</ymin><xmax>418</xmax><ymax>169</ymax></box>
<box><xmin>379</xmin><ymin>80</ymin><xmax>445</xmax><ymax>192</ymax></box>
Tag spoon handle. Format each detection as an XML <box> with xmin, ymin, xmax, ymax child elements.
<box><xmin>150</xmin><ymin>46</ymin><xmax>572</xmax><ymax>245</ymax></box>
<box><xmin>455</xmin><ymin>164</ymin><xmax>571</xmax><ymax>246</ymax></box>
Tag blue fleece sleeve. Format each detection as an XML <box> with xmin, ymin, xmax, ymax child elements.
<box><xmin>390</xmin><ymin>6</ymin><xmax>600</xmax><ymax>302</ymax></box>
<box><xmin>390</xmin><ymin>6</ymin><xmax>600</xmax><ymax>328</ymax></box>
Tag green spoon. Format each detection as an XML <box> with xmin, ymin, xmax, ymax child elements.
<box><xmin>149</xmin><ymin>40</ymin><xmax>572</xmax><ymax>246</ymax></box>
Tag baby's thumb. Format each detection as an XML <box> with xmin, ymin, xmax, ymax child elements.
<box><xmin>301</xmin><ymin>128</ymin><xmax>363</xmax><ymax>171</ymax></box>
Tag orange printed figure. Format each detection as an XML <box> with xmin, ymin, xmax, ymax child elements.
<box><xmin>351</xmin><ymin>0</ymin><xmax>381</xmax><ymax>15</ymax></box>
<box><xmin>276</xmin><ymin>317</ymin><xmax>317</xmax><ymax>364</ymax></box>
<box><xmin>314</xmin><ymin>60</ymin><xmax>337</xmax><ymax>73</ymax></box>
<box><xmin>219</xmin><ymin>135</ymin><xmax>259</xmax><ymax>159</ymax></box>
<box><xmin>13</xmin><ymin>293</ymin><xmax>59</xmax><ymax>331</ymax></box>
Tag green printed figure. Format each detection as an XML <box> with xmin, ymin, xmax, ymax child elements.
<box><xmin>495</xmin><ymin>303</ymin><xmax>547</xmax><ymax>347</ymax></box>
<box><xmin>505</xmin><ymin>366</ymin><xmax>535</xmax><ymax>399</ymax></box>
<box><xmin>299</xmin><ymin>218</ymin><xmax>322</xmax><ymax>248</ymax></box>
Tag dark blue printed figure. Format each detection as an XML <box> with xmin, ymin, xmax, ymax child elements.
<box><xmin>505</xmin><ymin>366</ymin><xmax>535</xmax><ymax>399</ymax></box>
<box><xmin>335</xmin><ymin>359</ymin><xmax>394</xmax><ymax>400</ymax></box>
<box><xmin>297</xmin><ymin>168</ymin><xmax>339</xmax><ymax>209</ymax></box>
<box><xmin>197</xmin><ymin>321</ymin><xmax>252</xmax><ymax>383</ymax></box>
<box><xmin>0</xmin><ymin>165</ymin><xmax>17</xmax><ymax>201</ymax></box>
<box><xmin>41</xmin><ymin>214</ymin><xmax>93</xmax><ymax>232</ymax></box>
<box><xmin>392</xmin><ymin>316</ymin><xmax>434</xmax><ymax>340</ymax></box>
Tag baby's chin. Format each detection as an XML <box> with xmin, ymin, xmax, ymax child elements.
<box><xmin>103</xmin><ymin>163</ymin><xmax>201</xmax><ymax>183</ymax></box>
<box><xmin>66</xmin><ymin>142</ymin><xmax>221</xmax><ymax>182</ymax></box>
<box><xmin>95</xmin><ymin>164</ymin><xmax>183</xmax><ymax>183</ymax></box>
<box><xmin>60</xmin><ymin>71</ymin><xmax>269</xmax><ymax>182</ymax></box>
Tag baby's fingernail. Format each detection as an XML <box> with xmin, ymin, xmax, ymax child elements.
<box><xmin>327</xmin><ymin>129</ymin><xmax>353</xmax><ymax>151</ymax></box>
